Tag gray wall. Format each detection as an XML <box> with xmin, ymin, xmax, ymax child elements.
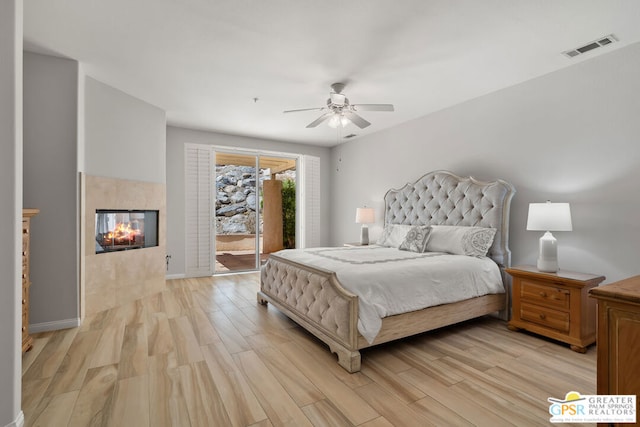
<box><xmin>330</xmin><ymin>41</ymin><xmax>640</xmax><ymax>284</ymax></box>
<box><xmin>23</xmin><ymin>52</ymin><xmax>80</xmax><ymax>328</ymax></box>
<box><xmin>0</xmin><ymin>1</ymin><xmax>22</xmax><ymax>425</ymax></box>
<box><xmin>166</xmin><ymin>126</ymin><xmax>331</xmax><ymax>276</ymax></box>
<box><xmin>84</xmin><ymin>77</ymin><xmax>166</xmax><ymax>183</ymax></box>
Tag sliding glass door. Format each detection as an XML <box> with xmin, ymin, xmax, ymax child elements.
<box><xmin>213</xmin><ymin>151</ymin><xmax>296</xmax><ymax>274</ymax></box>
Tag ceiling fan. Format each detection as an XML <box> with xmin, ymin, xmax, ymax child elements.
<box><xmin>284</xmin><ymin>83</ymin><xmax>394</xmax><ymax>129</ymax></box>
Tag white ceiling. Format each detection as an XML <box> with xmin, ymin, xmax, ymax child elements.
<box><xmin>23</xmin><ymin>1</ymin><xmax>640</xmax><ymax>147</ymax></box>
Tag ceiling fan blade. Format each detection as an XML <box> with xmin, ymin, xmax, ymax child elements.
<box><xmin>283</xmin><ymin>107</ymin><xmax>324</xmax><ymax>113</ymax></box>
<box><xmin>352</xmin><ymin>104</ymin><xmax>394</xmax><ymax>112</ymax></box>
<box><xmin>306</xmin><ymin>112</ymin><xmax>334</xmax><ymax>128</ymax></box>
<box><xmin>343</xmin><ymin>111</ymin><xmax>371</xmax><ymax>129</ymax></box>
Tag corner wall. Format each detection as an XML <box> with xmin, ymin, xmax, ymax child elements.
<box><xmin>23</xmin><ymin>52</ymin><xmax>80</xmax><ymax>330</ymax></box>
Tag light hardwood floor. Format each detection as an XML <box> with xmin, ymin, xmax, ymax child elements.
<box><xmin>22</xmin><ymin>273</ymin><xmax>597</xmax><ymax>426</ymax></box>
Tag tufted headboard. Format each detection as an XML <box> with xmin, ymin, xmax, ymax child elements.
<box><xmin>383</xmin><ymin>170</ymin><xmax>516</xmax><ymax>267</ymax></box>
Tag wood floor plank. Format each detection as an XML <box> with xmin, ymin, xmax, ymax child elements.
<box><xmin>359</xmin><ymin>355</ymin><xmax>426</xmax><ymax>404</ymax></box>
<box><xmin>254</xmin><ymin>345</ymin><xmax>325</xmax><ymax>407</ymax></box>
<box><xmin>43</xmin><ymin>329</ymin><xmax>101</xmax><ymax>396</ymax></box>
<box><xmin>68</xmin><ymin>364</ymin><xmax>119</xmax><ymax>427</ymax></box>
<box><xmin>187</xmin><ymin>308</ymin><xmax>221</xmax><ymax>346</ymax></box>
<box><xmin>179</xmin><ymin>360</ymin><xmax>233</xmax><ymax>426</ymax></box>
<box><xmin>275</xmin><ymin>340</ymin><xmax>379</xmax><ymax>425</ymax></box>
<box><xmin>300</xmin><ymin>399</ymin><xmax>354</xmax><ymax>427</ymax></box>
<box><xmin>243</xmin><ymin>303</ymin><xmax>298</xmax><ymax>332</ymax></box>
<box><xmin>221</xmin><ymin>303</ymin><xmax>263</xmax><ymax>336</ymax></box>
<box><xmin>201</xmin><ymin>343</ymin><xmax>267</xmax><ymax>427</ymax></box>
<box><xmin>105</xmin><ymin>375</ymin><xmax>150</xmax><ymax>426</ymax></box>
<box><xmin>89</xmin><ymin>318</ymin><xmax>126</xmax><ymax>368</ymax></box>
<box><xmin>205</xmin><ymin>309</ymin><xmax>252</xmax><ymax>354</ymax></box>
<box><xmin>355</xmin><ymin>382</ymin><xmax>436</xmax><ymax>427</ymax></box>
<box><xmin>23</xmin><ymin>328</ymin><xmax>78</xmax><ymax>381</ymax></box>
<box><xmin>357</xmin><ymin>417</ymin><xmax>395</xmax><ymax>427</ymax></box>
<box><xmin>440</xmin><ymin>352</ymin><xmax>553</xmax><ymax>425</ymax></box>
<box><xmin>118</xmin><ymin>322</ymin><xmax>148</xmax><ymax>379</ymax></box>
<box><xmin>29</xmin><ymin>391</ymin><xmax>78</xmax><ymax>427</ymax></box>
<box><xmin>362</xmin><ymin>346</ymin><xmax>413</xmax><ymax>374</ymax></box>
<box><xmin>169</xmin><ymin>316</ymin><xmax>204</xmax><ymax>365</ymax></box>
<box><xmin>148</xmin><ymin>352</ymin><xmax>192</xmax><ymax>427</ymax></box>
<box><xmin>21</xmin><ymin>332</ymin><xmax>53</xmax><ymax>375</ymax></box>
<box><xmin>391</xmin><ymin>346</ymin><xmax>465</xmax><ymax>386</ymax></box>
<box><xmin>399</xmin><ymin>367</ymin><xmax>512</xmax><ymax>426</ymax></box>
<box><xmin>233</xmin><ymin>350</ymin><xmax>314</xmax><ymax>427</ymax></box>
<box><xmin>148</xmin><ymin>311</ymin><xmax>175</xmax><ymax>356</ymax></box>
<box><xmin>409</xmin><ymin>394</ymin><xmax>474</xmax><ymax>427</ymax></box>
<box><xmin>22</xmin><ymin>378</ymin><xmax>51</xmax><ymax>426</ymax></box>
<box><xmin>163</xmin><ymin>289</ymin><xmax>187</xmax><ymax>318</ymax></box>
<box><xmin>449</xmin><ymin>376</ymin><xmax>549</xmax><ymax>426</ymax></box>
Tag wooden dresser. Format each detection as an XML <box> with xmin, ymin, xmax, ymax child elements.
<box><xmin>22</xmin><ymin>208</ymin><xmax>39</xmax><ymax>353</ymax></box>
<box><xmin>590</xmin><ymin>275</ymin><xmax>640</xmax><ymax>418</ymax></box>
<box><xmin>506</xmin><ymin>265</ymin><xmax>605</xmax><ymax>353</ymax></box>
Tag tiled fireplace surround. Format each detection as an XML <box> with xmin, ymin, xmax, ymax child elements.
<box><xmin>81</xmin><ymin>174</ymin><xmax>166</xmax><ymax>317</ymax></box>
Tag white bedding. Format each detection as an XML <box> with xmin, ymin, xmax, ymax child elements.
<box><xmin>273</xmin><ymin>245</ymin><xmax>504</xmax><ymax>344</ymax></box>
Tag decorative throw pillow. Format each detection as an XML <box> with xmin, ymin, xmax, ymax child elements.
<box><xmin>425</xmin><ymin>225</ymin><xmax>497</xmax><ymax>257</ymax></box>
<box><xmin>399</xmin><ymin>226</ymin><xmax>431</xmax><ymax>253</ymax></box>
<box><xmin>376</xmin><ymin>224</ymin><xmax>414</xmax><ymax>248</ymax></box>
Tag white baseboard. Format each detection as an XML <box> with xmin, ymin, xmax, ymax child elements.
<box><xmin>30</xmin><ymin>318</ymin><xmax>81</xmax><ymax>333</ymax></box>
<box><xmin>5</xmin><ymin>410</ymin><xmax>24</xmax><ymax>427</ymax></box>
<box><xmin>165</xmin><ymin>273</ymin><xmax>186</xmax><ymax>280</ymax></box>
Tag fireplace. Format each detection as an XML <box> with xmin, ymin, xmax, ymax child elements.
<box><xmin>95</xmin><ymin>209</ymin><xmax>158</xmax><ymax>253</ymax></box>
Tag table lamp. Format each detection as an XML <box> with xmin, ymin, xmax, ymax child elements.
<box><xmin>526</xmin><ymin>201</ymin><xmax>572</xmax><ymax>272</ymax></box>
<box><xmin>355</xmin><ymin>207</ymin><xmax>375</xmax><ymax>245</ymax></box>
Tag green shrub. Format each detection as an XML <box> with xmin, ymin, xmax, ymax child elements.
<box><xmin>281</xmin><ymin>179</ymin><xmax>296</xmax><ymax>249</ymax></box>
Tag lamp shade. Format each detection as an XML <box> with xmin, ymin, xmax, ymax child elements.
<box><xmin>526</xmin><ymin>202</ymin><xmax>573</xmax><ymax>232</ymax></box>
<box><xmin>355</xmin><ymin>207</ymin><xmax>375</xmax><ymax>224</ymax></box>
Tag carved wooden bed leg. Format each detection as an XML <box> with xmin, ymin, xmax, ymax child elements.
<box><xmin>257</xmin><ymin>292</ymin><xmax>269</xmax><ymax>305</ymax></box>
<box><xmin>331</xmin><ymin>345</ymin><xmax>361</xmax><ymax>373</ymax></box>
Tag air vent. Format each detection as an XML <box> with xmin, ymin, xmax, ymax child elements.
<box><xmin>344</xmin><ymin>134</ymin><xmax>357</xmax><ymax>139</ymax></box>
<box><xmin>562</xmin><ymin>34</ymin><xmax>618</xmax><ymax>58</ymax></box>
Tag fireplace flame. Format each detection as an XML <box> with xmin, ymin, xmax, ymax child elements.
<box><xmin>105</xmin><ymin>221</ymin><xmax>142</xmax><ymax>245</ymax></box>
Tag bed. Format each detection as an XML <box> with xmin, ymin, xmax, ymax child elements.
<box><xmin>258</xmin><ymin>170</ymin><xmax>516</xmax><ymax>372</ymax></box>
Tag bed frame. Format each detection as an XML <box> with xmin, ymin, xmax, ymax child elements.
<box><xmin>258</xmin><ymin>170</ymin><xmax>516</xmax><ymax>372</ymax></box>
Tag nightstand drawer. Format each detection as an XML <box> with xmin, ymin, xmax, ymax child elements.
<box><xmin>521</xmin><ymin>302</ymin><xmax>570</xmax><ymax>332</ymax></box>
<box><xmin>520</xmin><ymin>280</ymin><xmax>570</xmax><ymax>310</ymax></box>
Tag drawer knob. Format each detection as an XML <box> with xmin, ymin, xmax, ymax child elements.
<box><xmin>539</xmin><ymin>291</ymin><xmax>547</xmax><ymax>297</ymax></box>
<box><xmin>22</xmin><ymin>326</ymin><xmax>26</xmax><ymax>332</ymax></box>
<box><xmin>539</xmin><ymin>313</ymin><xmax>546</xmax><ymax>320</ymax></box>
<box><xmin>22</xmin><ymin>299</ymin><xmax>26</xmax><ymax>305</ymax></box>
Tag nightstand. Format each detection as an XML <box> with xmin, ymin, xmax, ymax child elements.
<box><xmin>506</xmin><ymin>265</ymin><xmax>605</xmax><ymax>353</ymax></box>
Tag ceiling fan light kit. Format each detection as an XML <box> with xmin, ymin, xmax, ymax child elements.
<box><xmin>284</xmin><ymin>82</ymin><xmax>394</xmax><ymax>129</ymax></box>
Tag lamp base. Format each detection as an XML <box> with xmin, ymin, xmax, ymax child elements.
<box><xmin>360</xmin><ymin>225</ymin><xmax>369</xmax><ymax>245</ymax></box>
<box><xmin>537</xmin><ymin>231</ymin><xmax>559</xmax><ymax>273</ymax></box>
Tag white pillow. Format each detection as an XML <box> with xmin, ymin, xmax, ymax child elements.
<box><xmin>425</xmin><ymin>225</ymin><xmax>497</xmax><ymax>257</ymax></box>
<box><xmin>399</xmin><ymin>226</ymin><xmax>431</xmax><ymax>253</ymax></box>
<box><xmin>376</xmin><ymin>224</ymin><xmax>413</xmax><ymax>248</ymax></box>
